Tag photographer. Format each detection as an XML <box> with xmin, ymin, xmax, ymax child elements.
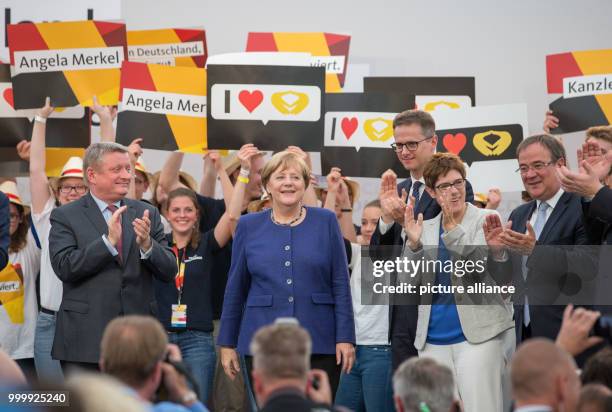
<box><xmin>250</xmin><ymin>321</ymin><xmax>339</xmax><ymax>412</ymax></box>
<box><xmin>99</xmin><ymin>315</ymin><xmax>208</xmax><ymax>412</ymax></box>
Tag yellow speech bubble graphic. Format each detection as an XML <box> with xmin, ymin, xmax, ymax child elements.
<box><xmin>364</xmin><ymin>118</ymin><xmax>393</xmax><ymax>142</ymax></box>
<box><xmin>271</xmin><ymin>91</ymin><xmax>309</xmax><ymax>115</ymax></box>
<box><xmin>473</xmin><ymin>130</ymin><xmax>512</xmax><ymax>156</ymax></box>
<box><xmin>0</xmin><ymin>263</ymin><xmax>24</xmax><ymax>324</ymax></box>
<box><xmin>424</xmin><ymin>101</ymin><xmax>461</xmax><ymax>111</ymax></box>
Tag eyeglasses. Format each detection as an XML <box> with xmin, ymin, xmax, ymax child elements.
<box><xmin>515</xmin><ymin>161</ymin><xmax>555</xmax><ymax>174</ymax></box>
<box><xmin>9</xmin><ymin>213</ymin><xmax>20</xmax><ymax>222</ymax></box>
<box><xmin>59</xmin><ymin>185</ymin><xmax>87</xmax><ymax>194</ymax></box>
<box><xmin>390</xmin><ymin>136</ymin><xmax>434</xmax><ymax>152</ymax></box>
<box><xmin>435</xmin><ymin>178</ymin><xmax>466</xmax><ymax>192</ymax></box>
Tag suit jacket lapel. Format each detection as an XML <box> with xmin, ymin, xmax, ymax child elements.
<box><xmin>82</xmin><ymin>194</ymin><xmax>109</xmax><ymax>237</ymax></box>
<box><xmin>538</xmin><ymin>192</ymin><xmax>570</xmax><ymax>242</ymax></box>
<box><xmin>515</xmin><ymin>201</ymin><xmax>536</xmax><ymax>234</ymax></box>
<box><xmin>416</xmin><ymin>191</ymin><xmax>434</xmax><ymax>216</ymax></box>
<box><xmin>121</xmin><ymin>200</ymin><xmax>136</xmax><ymax>263</ymax></box>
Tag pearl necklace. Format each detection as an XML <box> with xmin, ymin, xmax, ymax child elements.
<box><xmin>271</xmin><ymin>206</ymin><xmax>304</xmax><ymax>226</ymax></box>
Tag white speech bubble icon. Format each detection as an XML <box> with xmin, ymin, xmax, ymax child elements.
<box><xmin>324</xmin><ymin>111</ymin><xmax>397</xmax><ymax>152</ymax></box>
<box><xmin>211</xmin><ymin>83</ymin><xmax>321</xmax><ymax>125</ymax></box>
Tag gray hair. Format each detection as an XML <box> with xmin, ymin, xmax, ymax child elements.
<box><xmin>393</xmin><ymin>357</ymin><xmax>455</xmax><ymax>412</ymax></box>
<box><xmin>250</xmin><ymin>323</ymin><xmax>311</xmax><ymax>381</ymax></box>
<box><xmin>83</xmin><ymin>142</ymin><xmax>129</xmax><ymax>184</ymax></box>
<box><xmin>516</xmin><ymin>134</ymin><xmax>566</xmax><ymax>163</ymax></box>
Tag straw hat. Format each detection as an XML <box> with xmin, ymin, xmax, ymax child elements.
<box><xmin>134</xmin><ymin>156</ymin><xmax>151</xmax><ymax>185</ymax></box>
<box><xmin>49</xmin><ymin>156</ymin><xmax>84</xmax><ymax>193</ymax></box>
<box><xmin>474</xmin><ymin>192</ymin><xmax>488</xmax><ymax>206</ymax></box>
<box><xmin>315</xmin><ymin>177</ymin><xmax>360</xmax><ymax>207</ymax></box>
<box><xmin>0</xmin><ymin>180</ymin><xmax>30</xmax><ymax>214</ymax></box>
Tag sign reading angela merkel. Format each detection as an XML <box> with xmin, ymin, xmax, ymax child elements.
<box><xmin>7</xmin><ymin>20</ymin><xmax>126</xmax><ymax>109</ymax></box>
<box><xmin>127</xmin><ymin>28</ymin><xmax>207</xmax><ymax>67</ymax></box>
<box><xmin>546</xmin><ymin>49</ymin><xmax>612</xmax><ymax>133</ymax></box>
<box><xmin>246</xmin><ymin>32</ymin><xmax>350</xmax><ymax>93</ymax></box>
<box><xmin>116</xmin><ymin>61</ymin><xmax>207</xmax><ymax>153</ymax></box>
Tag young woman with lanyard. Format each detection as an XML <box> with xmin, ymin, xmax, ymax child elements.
<box><xmin>153</xmin><ymin>145</ymin><xmax>259</xmax><ymax>405</ymax></box>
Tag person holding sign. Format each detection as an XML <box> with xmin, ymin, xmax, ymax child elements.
<box><xmin>48</xmin><ymin>142</ymin><xmax>176</xmax><ymax>371</ymax></box>
<box><xmin>401</xmin><ymin>152</ymin><xmax>514</xmax><ymax>412</ymax></box>
<box><xmin>153</xmin><ymin>147</ymin><xmax>255</xmax><ymax>404</ymax></box>
<box><xmin>217</xmin><ymin>150</ymin><xmax>355</xmax><ymax>399</ymax></box>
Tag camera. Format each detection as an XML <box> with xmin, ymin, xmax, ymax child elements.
<box><xmin>593</xmin><ymin>316</ymin><xmax>612</xmax><ymax>343</ymax></box>
<box><xmin>155</xmin><ymin>353</ymin><xmax>200</xmax><ymax>402</ymax></box>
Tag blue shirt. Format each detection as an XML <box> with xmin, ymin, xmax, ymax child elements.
<box><xmin>153</xmin><ymin>401</ymin><xmax>208</xmax><ymax>412</ymax></box>
<box><xmin>426</xmin><ymin>223</ymin><xmax>466</xmax><ymax>345</ymax></box>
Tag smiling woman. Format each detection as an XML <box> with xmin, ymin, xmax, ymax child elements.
<box><xmin>218</xmin><ymin>150</ymin><xmax>356</xmax><ymax>400</ymax></box>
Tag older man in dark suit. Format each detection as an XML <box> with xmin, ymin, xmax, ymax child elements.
<box><xmin>370</xmin><ymin>109</ymin><xmax>474</xmax><ymax>370</ymax></box>
<box><xmin>49</xmin><ymin>142</ymin><xmax>176</xmax><ymax>371</ymax></box>
<box><xmin>486</xmin><ymin>135</ymin><xmax>598</xmax><ymax>363</ymax></box>
<box><xmin>0</xmin><ymin>192</ymin><xmax>8</xmax><ymax>269</ymax></box>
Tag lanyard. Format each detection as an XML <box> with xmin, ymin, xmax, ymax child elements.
<box><xmin>172</xmin><ymin>245</ymin><xmax>187</xmax><ymax>305</ymax></box>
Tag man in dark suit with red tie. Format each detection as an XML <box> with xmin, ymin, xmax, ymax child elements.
<box><xmin>369</xmin><ymin>109</ymin><xmax>474</xmax><ymax>369</ymax></box>
<box><xmin>49</xmin><ymin>142</ymin><xmax>176</xmax><ymax>372</ymax></box>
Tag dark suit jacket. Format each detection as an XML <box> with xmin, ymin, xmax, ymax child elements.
<box><xmin>0</xmin><ymin>192</ymin><xmax>9</xmax><ymax>269</ymax></box>
<box><xmin>369</xmin><ymin>177</ymin><xmax>474</xmax><ymax>369</ymax></box>
<box><xmin>583</xmin><ymin>187</ymin><xmax>612</xmax><ymax>244</ymax></box>
<box><xmin>49</xmin><ymin>193</ymin><xmax>176</xmax><ymax>363</ymax></box>
<box><xmin>491</xmin><ymin>192</ymin><xmax>596</xmax><ymax>348</ymax></box>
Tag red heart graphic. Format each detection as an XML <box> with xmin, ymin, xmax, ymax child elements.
<box><xmin>443</xmin><ymin>133</ymin><xmax>467</xmax><ymax>155</ymax></box>
<box><xmin>341</xmin><ymin>117</ymin><xmax>358</xmax><ymax>139</ymax></box>
<box><xmin>238</xmin><ymin>90</ymin><xmax>263</xmax><ymax>113</ymax></box>
<box><xmin>3</xmin><ymin>88</ymin><xmax>14</xmax><ymax>108</ymax></box>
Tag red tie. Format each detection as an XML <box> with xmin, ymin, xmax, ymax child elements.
<box><xmin>106</xmin><ymin>203</ymin><xmax>123</xmax><ymax>261</ymax></box>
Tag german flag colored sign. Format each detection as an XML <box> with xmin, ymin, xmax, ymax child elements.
<box><xmin>116</xmin><ymin>61</ymin><xmax>206</xmax><ymax>153</ymax></box>
<box><xmin>127</xmin><ymin>28</ymin><xmax>207</xmax><ymax>68</ymax></box>
<box><xmin>7</xmin><ymin>20</ymin><xmax>126</xmax><ymax>109</ymax></box>
<box><xmin>547</xmin><ymin>49</ymin><xmax>612</xmax><ymax>133</ymax></box>
<box><xmin>246</xmin><ymin>32</ymin><xmax>350</xmax><ymax>93</ymax></box>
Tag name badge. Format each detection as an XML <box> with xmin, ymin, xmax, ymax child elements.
<box><xmin>171</xmin><ymin>304</ymin><xmax>187</xmax><ymax>328</ymax></box>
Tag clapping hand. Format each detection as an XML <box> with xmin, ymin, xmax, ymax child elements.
<box><xmin>133</xmin><ymin>209</ymin><xmax>152</xmax><ymax>251</ymax></box>
<box><xmin>379</xmin><ymin>169</ymin><xmax>407</xmax><ymax>225</ymax></box>
<box><xmin>403</xmin><ymin>197</ymin><xmax>423</xmax><ymax>251</ymax></box>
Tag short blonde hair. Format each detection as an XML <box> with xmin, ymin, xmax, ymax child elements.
<box><xmin>423</xmin><ymin>152</ymin><xmax>466</xmax><ymax>189</ymax></box>
<box><xmin>261</xmin><ymin>151</ymin><xmax>311</xmax><ymax>191</ymax></box>
<box><xmin>586</xmin><ymin>126</ymin><xmax>612</xmax><ymax>144</ymax></box>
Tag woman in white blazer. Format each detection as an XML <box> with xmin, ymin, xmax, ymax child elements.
<box><xmin>401</xmin><ymin>152</ymin><xmax>515</xmax><ymax>412</ymax></box>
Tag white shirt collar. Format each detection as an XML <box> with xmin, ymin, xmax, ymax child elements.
<box><xmin>90</xmin><ymin>191</ymin><xmax>121</xmax><ymax>213</ymax></box>
<box><xmin>536</xmin><ymin>187</ymin><xmax>564</xmax><ymax>211</ymax></box>
<box><xmin>514</xmin><ymin>405</ymin><xmax>553</xmax><ymax>412</ymax></box>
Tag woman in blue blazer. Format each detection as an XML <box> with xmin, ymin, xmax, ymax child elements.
<box><xmin>217</xmin><ymin>150</ymin><xmax>355</xmax><ymax>398</ymax></box>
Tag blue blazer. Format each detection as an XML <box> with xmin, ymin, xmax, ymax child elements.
<box><xmin>217</xmin><ymin>207</ymin><xmax>355</xmax><ymax>355</ymax></box>
<box><xmin>0</xmin><ymin>192</ymin><xmax>9</xmax><ymax>269</ymax></box>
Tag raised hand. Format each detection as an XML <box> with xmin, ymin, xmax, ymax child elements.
<box><xmin>403</xmin><ymin>200</ymin><xmax>423</xmax><ymax>250</ymax></box>
<box><xmin>16</xmin><ymin>140</ymin><xmax>31</xmax><ymax>161</ymax></box>
<box><xmin>38</xmin><ymin>96</ymin><xmax>54</xmax><ymax>119</ymax></box>
<box><xmin>133</xmin><ymin>209</ymin><xmax>152</xmax><ymax>251</ymax></box>
<box><xmin>499</xmin><ymin>221</ymin><xmax>536</xmax><ymax>256</ymax></box>
<box><xmin>286</xmin><ymin>145</ymin><xmax>312</xmax><ymax>168</ymax></box>
<box><xmin>127</xmin><ymin>138</ymin><xmax>143</xmax><ymax>164</ymax></box>
<box><xmin>439</xmin><ymin>192</ymin><xmax>458</xmax><ymax>232</ymax></box>
<box><xmin>237</xmin><ymin>143</ymin><xmax>260</xmax><ymax>172</ymax></box>
<box><xmin>91</xmin><ymin>95</ymin><xmax>118</xmax><ymax>122</ymax></box>
<box><xmin>486</xmin><ymin>188</ymin><xmax>502</xmax><ymax>209</ymax></box>
<box><xmin>483</xmin><ymin>214</ymin><xmax>507</xmax><ymax>257</ymax></box>
<box><xmin>543</xmin><ymin>110</ymin><xmax>559</xmax><ymax>133</ymax></box>
<box><xmin>326</xmin><ymin>167</ymin><xmax>342</xmax><ymax>194</ymax></box>
<box><xmin>107</xmin><ymin>205</ymin><xmax>127</xmax><ymax>247</ymax></box>
<box><xmin>379</xmin><ymin>169</ymin><xmax>406</xmax><ymax>225</ymax></box>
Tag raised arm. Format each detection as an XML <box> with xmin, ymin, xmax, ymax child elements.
<box><xmin>158</xmin><ymin>152</ymin><xmax>185</xmax><ymax>194</ymax></box>
<box><xmin>324</xmin><ymin>167</ymin><xmax>357</xmax><ymax>243</ymax></box>
<box><xmin>200</xmin><ymin>151</ymin><xmax>218</xmax><ymax>198</ymax></box>
<box><xmin>225</xmin><ymin>144</ymin><xmax>258</xmax><ymax>236</ymax></box>
<box><xmin>209</xmin><ymin>151</ymin><xmax>234</xmax><ymax>211</ymax></box>
<box><xmin>92</xmin><ymin>96</ymin><xmax>117</xmax><ymax>142</ymax></box>
<box><xmin>126</xmin><ymin>138</ymin><xmax>143</xmax><ymax>200</ymax></box>
<box><xmin>27</xmin><ymin>97</ymin><xmax>54</xmax><ymax>214</ymax></box>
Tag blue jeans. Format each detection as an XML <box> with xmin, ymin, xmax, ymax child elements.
<box><xmin>168</xmin><ymin>330</ymin><xmax>216</xmax><ymax>403</ymax></box>
<box><xmin>335</xmin><ymin>345</ymin><xmax>395</xmax><ymax>412</ymax></box>
<box><xmin>34</xmin><ymin>311</ymin><xmax>64</xmax><ymax>382</ymax></box>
